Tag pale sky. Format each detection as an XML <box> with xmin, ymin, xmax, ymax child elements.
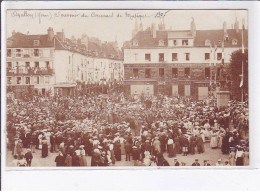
<box><xmin>6</xmin><ymin>9</ymin><xmax>247</xmax><ymax>48</ymax></box>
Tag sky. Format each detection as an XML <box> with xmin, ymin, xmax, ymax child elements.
<box><xmin>6</xmin><ymin>9</ymin><xmax>247</xmax><ymax>47</ymax></box>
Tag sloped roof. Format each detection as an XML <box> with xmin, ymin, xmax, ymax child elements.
<box><xmin>125</xmin><ymin>29</ymin><xmax>248</xmax><ymax>48</ymax></box>
<box><xmin>130</xmin><ymin>30</ymin><xmax>168</xmax><ymax>47</ymax></box>
<box><xmin>55</xmin><ymin>35</ymin><xmax>123</xmax><ymax>60</ymax></box>
<box><xmin>194</xmin><ymin>29</ymin><xmax>248</xmax><ymax>47</ymax></box>
<box><xmin>7</xmin><ymin>32</ymin><xmax>54</xmax><ymax>48</ymax></box>
<box><xmin>168</xmin><ymin>30</ymin><xmax>193</xmax><ymax>39</ymax></box>
<box><xmin>7</xmin><ymin>31</ymin><xmax>123</xmax><ymax>60</ymax></box>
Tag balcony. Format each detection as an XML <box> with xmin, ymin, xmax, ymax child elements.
<box><xmin>6</xmin><ymin>67</ymin><xmax>54</xmax><ymax>76</ymax></box>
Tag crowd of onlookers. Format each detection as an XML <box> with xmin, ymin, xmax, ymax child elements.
<box><xmin>7</xmin><ymin>91</ymin><xmax>249</xmax><ymax>167</ymax></box>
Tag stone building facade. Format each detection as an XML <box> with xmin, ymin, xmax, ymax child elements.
<box><xmin>6</xmin><ymin>28</ymin><xmax>123</xmax><ymax>97</ymax></box>
<box><xmin>123</xmin><ymin>19</ymin><xmax>248</xmax><ymax>100</ymax></box>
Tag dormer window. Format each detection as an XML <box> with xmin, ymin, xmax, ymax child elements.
<box><xmin>15</xmin><ymin>49</ymin><xmax>22</xmax><ymax>57</ymax></box>
<box><xmin>182</xmin><ymin>40</ymin><xmax>188</xmax><ymax>46</ymax></box>
<box><xmin>7</xmin><ymin>49</ymin><xmax>12</xmax><ymax>57</ymax></box>
<box><xmin>7</xmin><ymin>40</ymin><xmax>13</xmax><ymax>47</ymax></box>
<box><xmin>158</xmin><ymin>39</ymin><xmax>165</xmax><ymax>46</ymax></box>
<box><xmin>205</xmin><ymin>39</ymin><xmax>211</xmax><ymax>46</ymax></box>
<box><xmin>232</xmin><ymin>39</ymin><xmax>238</xmax><ymax>45</ymax></box>
<box><xmin>225</xmin><ymin>34</ymin><xmax>229</xmax><ymax>41</ymax></box>
<box><xmin>173</xmin><ymin>40</ymin><xmax>177</xmax><ymax>46</ymax></box>
<box><xmin>133</xmin><ymin>40</ymin><xmax>138</xmax><ymax>46</ymax></box>
<box><xmin>33</xmin><ymin>40</ymin><xmax>40</xmax><ymax>46</ymax></box>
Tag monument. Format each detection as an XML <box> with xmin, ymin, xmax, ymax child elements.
<box><xmin>216</xmin><ymin>65</ymin><xmax>231</xmax><ymax>108</ymax></box>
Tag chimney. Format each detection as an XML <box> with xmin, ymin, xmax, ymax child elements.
<box><xmin>139</xmin><ymin>22</ymin><xmax>143</xmax><ymax>31</ymax></box>
<box><xmin>81</xmin><ymin>33</ymin><xmax>88</xmax><ymax>50</ymax></box>
<box><xmin>151</xmin><ymin>23</ymin><xmax>156</xmax><ymax>38</ymax></box>
<box><xmin>190</xmin><ymin>17</ymin><xmax>196</xmax><ymax>37</ymax></box>
<box><xmin>12</xmin><ymin>30</ymin><xmax>16</xmax><ymax>36</ymax></box>
<box><xmin>234</xmin><ymin>17</ymin><xmax>239</xmax><ymax>33</ymax></box>
<box><xmin>47</xmin><ymin>27</ymin><xmax>54</xmax><ymax>41</ymax></box>
<box><xmin>223</xmin><ymin>21</ymin><xmax>227</xmax><ymax>34</ymax></box>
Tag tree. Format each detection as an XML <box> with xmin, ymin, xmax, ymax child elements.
<box><xmin>229</xmin><ymin>49</ymin><xmax>248</xmax><ymax>101</ymax></box>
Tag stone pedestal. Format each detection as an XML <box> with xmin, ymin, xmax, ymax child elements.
<box><xmin>216</xmin><ymin>91</ymin><xmax>231</xmax><ymax>108</ymax></box>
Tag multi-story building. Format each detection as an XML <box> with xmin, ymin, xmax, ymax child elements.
<box><xmin>6</xmin><ymin>28</ymin><xmax>124</xmax><ymax>97</ymax></box>
<box><xmin>123</xmin><ymin>19</ymin><xmax>248</xmax><ymax>100</ymax></box>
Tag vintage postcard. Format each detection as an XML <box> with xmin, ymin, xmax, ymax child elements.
<box><xmin>3</xmin><ymin>8</ymin><xmax>249</xmax><ymax>168</ymax></box>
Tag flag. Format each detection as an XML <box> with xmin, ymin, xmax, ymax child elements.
<box><xmin>214</xmin><ymin>42</ymin><xmax>217</xmax><ymax>66</ymax></box>
<box><xmin>240</xmin><ymin>19</ymin><xmax>245</xmax><ymax>88</ymax></box>
<box><xmin>242</xmin><ymin>18</ymin><xmax>245</xmax><ymax>54</ymax></box>
<box><xmin>209</xmin><ymin>42</ymin><xmax>212</xmax><ymax>66</ymax></box>
<box><xmin>221</xmin><ymin>41</ymin><xmax>225</xmax><ymax>65</ymax></box>
<box><xmin>240</xmin><ymin>76</ymin><xmax>243</xmax><ymax>87</ymax></box>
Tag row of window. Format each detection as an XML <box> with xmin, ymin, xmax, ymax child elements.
<box><xmin>171</xmin><ymin>39</ymin><xmax>189</xmax><ymax>46</ymax></box>
<box><xmin>132</xmin><ymin>67</ymin><xmax>220</xmax><ymax>79</ymax></box>
<box><xmin>69</xmin><ymin>56</ymin><xmax>122</xmax><ymax>69</ymax></box>
<box><xmin>140</xmin><ymin>52</ymin><xmax>223</xmax><ymax>62</ymax></box>
<box><xmin>7</xmin><ymin>49</ymin><xmax>52</xmax><ymax>58</ymax></box>
<box><xmin>143</xmin><ymin>53</ymin><xmax>190</xmax><ymax>62</ymax></box>
<box><xmin>134</xmin><ymin>38</ymin><xmax>238</xmax><ymax>47</ymax></box>
<box><xmin>7</xmin><ymin>76</ymin><xmax>50</xmax><ymax>85</ymax></box>
<box><xmin>7</xmin><ymin>61</ymin><xmax>50</xmax><ymax>69</ymax></box>
<box><xmin>133</xmin><ymin>39</ymin><xmax>190</xmax><ymax>47</ymax></box>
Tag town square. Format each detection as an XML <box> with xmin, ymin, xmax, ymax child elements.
<box><xmin>5</xmin><ymin>9</ymin><xmax>249</xmax><ymax>167</ymax></box>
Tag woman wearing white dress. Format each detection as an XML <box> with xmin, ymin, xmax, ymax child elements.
<box><xmin>79</xmin><ymin>145</ymin><xmax>88</xmax><ymax>166</ymax></box>
<box><xmin>210</xmin><ymin>131</ymin><xmax>218</xmax><ymax>148</ymax></box>
<box><xmin>229</xmin><ymin>148</ymin><xmax>236</xmax><ymax>166</ymax></box>
<box><xmin>143</xmin><ymin>151</ymin><xmax>152</xmax><ymax>166</ymax></box>
<box><xmin>243</xmin><ymin>147</ymin><xmax>249</xmax><ymax>166</ymax></box>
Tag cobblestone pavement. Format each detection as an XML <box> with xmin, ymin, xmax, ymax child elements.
<box><xmin>6</xmin><ymin>142</ymin><xmax>229</xmax><ymax>167</ymax></box>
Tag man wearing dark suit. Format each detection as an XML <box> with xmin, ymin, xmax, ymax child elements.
<box><xmin>192</xmin><ymin>159</ymin><xmax>200</xmax><ymax>166</ymax></box>
<box><xmin>132</xmin><ymin>146</ymin><xmax>140</xmax><ymax>166</ymax></box>
<box><xmin>173</xmin><ymin>158</ymin><xmax>180</xmax><ymax>166</ymax></box>
<box><xmin>125</xmin><ymin>141</ymin><xmax>132</xmax><ymax>161</ymax></box>
<box><xmin>203</xmin><ymin>160</ymin><xmax>211</xmax><ymax>166</ymax></box>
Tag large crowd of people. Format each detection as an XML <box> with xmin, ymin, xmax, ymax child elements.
<box><xmin>6</xmin><ymin>90</ymin><xmax>249</xmax><ymax>167</ymax></box>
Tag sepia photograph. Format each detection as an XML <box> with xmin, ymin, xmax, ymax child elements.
<box><xmin>4</xmin><ymin>9</ymin><xmax>249</xmax><ymax>168</ymax></box>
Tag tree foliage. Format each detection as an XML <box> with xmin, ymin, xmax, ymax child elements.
<box><xmin>229</xmin><ymin>49</ymin><xmax>248</xmax><ymax>100</ymax></box>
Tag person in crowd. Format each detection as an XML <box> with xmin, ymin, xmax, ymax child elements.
<box><xmin>192</xmin><ymin>159</ymin><xmax>200</xmax><ymax>166</ymax></box>
<box><xmin>224</xmin><ymin>160</ymin><xmax>230</xmax><ymax>166</ymax></box>
<box><xmin>50</xmin><ymin>132</ymin><xmax>55</xmax><ymax>153</ymax></box>
<box><xmin>30</xmin><ymin>133</ymin><xmax>37</xmax><ymax>153</ymax></box>
<box><xmin>24</xmin><ymin>149</ymin><xmax>33</xmax><ymax>167</ymax></box>
<box><xmin>243</xmin><ymin>147</ymin><xmax>249</xmax><ymax>166</ymax></box>
<box><xmin>6</xmin><ymin>90</ymin><xmax>249</xmax><ymax>167</ymax></box>
<box><xmin>143</xmin><ymin>150</ymin><xmax>152</xmax><ymax>166</ymax></box>
<box><xmin>196</xmin><ymin>135</ymin><xmax>205</xmax><ymax>154</ymax></box>
<box><xmin>203</xmin><ymin>160</ymin><xmax>211</xmax><ymax>166</ymax></box>
<box><xmin>235</xmin><ymin>146</ymin><xmax>244</xmax><ymax>166</ymax></box>
<box><xmin>55</xmin><ymin>151</ymin><xmax>65</xmax><ymax>167</ymax></box>
<box><xmin>210</xmin><ymin>130</ymin><xmax>218</xmax><ymax>149</ymax></box>
<box><xmin>17</xmin><ymin>155</ymin><xmax>27</xmax><ymax>167</ymax></box>
<box><xmin>173</xmin><ymin>158</ymin><xmax>180</xmax><ymax>166</ymax></box>
<box><xmin>189</xmin><ymin>135</ymin><xmax>196</xmax><ymax>155</ymax></box>
<box><xmin>124</xmin><ymin>140</ymin><xmax>132</xmax><ymax>161</ymax></box>
<box><xmin>229</xmin><ymin>147</ymin><xmax>236</xmax><ymax>166</ymax></box>
<box><xmin>216</xmin><ymin>159</ymin><xmax>223</xmax><ymax>166</ymax></box>
<box><xmin>156</xmin><ymin>153</ymin><xmax>170</xmax><ymax>166</ymax></box>
<box><xmin>167</xmin><ymin>138</ymin><xmax>175</xmax><ymax>158</ymax></box>
<box><xmin>41</xmin><ymin>137</ymin><xmax>48</xmax><ymax>158</ymax></box>
<box><xmin>79</xmin><ymin>145</ymin><xmax>87</xmax><ymax>166</ymax></box>
<box><xmin>132</xmin><ymin>146</ymin><xmax>140</xmax><ymax>166</ymax></box>
<box><xmin>64</xmin><ymin>153</ymin><xmax>72</xmax><ymax>166</ymax></box>
<box><xmin>16</xmin><ymin>139</ymin><xmax>23</xmax><ymax>158</ymax></box>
